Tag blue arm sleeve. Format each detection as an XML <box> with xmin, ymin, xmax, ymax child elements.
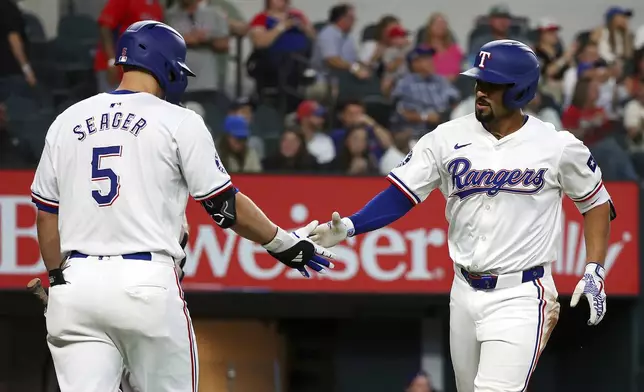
<box><xmin>348</xmin><ymin>184</ymin><xmax>414</xmax><ymax>236</ymax></box>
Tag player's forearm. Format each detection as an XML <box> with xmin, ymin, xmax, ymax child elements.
<box><xmin>583</xmin><ymin>201</ymin><xmax>611</xmax><ymax>266</ymax></box>
<box><xmin>36</xmin><ymin>210</ymin><xmax>62</xmax><ymax>271</ymax></box>
<box><xmin>346</xmin><ymin>184</ymin><xmax>414</xmax><ymax>236</ymax></box>
<box><xmin>231</xmin><ymin>192</ymin><xmax>278</xmax><ymax>245</ymax></box>
<box><xmin>100</xmin><ymin>27</ymin><xmax>116</xmax><ymax>59</ymax></box>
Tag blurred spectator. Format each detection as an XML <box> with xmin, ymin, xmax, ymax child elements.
<box><xmin>525</xmin><ymin>91</ymin><xmax>563</xmax><ymax>129</ymax></box>
<box><xmin>262</xmin><ymin>129</ymin><xmax>319</xmax><ymax>172</ymax></box>
<box><xmin>391</xmin><ymin>46</ymin><xmax>460</xmax><ymax>136</ymax></box>
<box><xmin>419</xmin><ymin>13</ymin><xmax>463</xmax><ymax>81</ymax></box>
<box><xmin>468</xmin><ymin>4</ymin><xmax>529</xmax><ymax>59</ymax></box>
<box><xmin>331</xmin><ymin>99</ymin><xmax>392</xmax><ymax>159</ymax></box>
<box><xmin>294</xmin><ymin>100</ymin><xmax>335</xmax><ymax>165</ymax></box>
<box><xmin>379</xmin><ymin>126</ymin><xmax>414</xmax><ymax>174</ymax></box>
<box><xmin>562</xmin><ymin>41</ymin><xmax>601</xmax><ymax>107</ymax></box>
<box><xmin>331</xmin><ymin>125</ymin><xmax>379</xmax><ymax>175</ymax></box>
<box><xmin>624</xmin><ymin>86</ymin><xmax>644</xmax><ymax>152</ymax></box>
<box><xmin>377</xmin><ymin>24</ymin><xmax>412</xmax><ymax>95</ymax></box>
<box><xmin>229</xmin><ymin>96</ymin><xmax>256</xmax><ymax>122</ymax></box>
<box><xmin>217</xmin><ymin>115</ymin><xmax>262</xmax><ymax>173</ymax></box>
<box><xmin>591</xmin><ymin>6</ymin><xmax>634</xmax><ymax>63</ymax></box>
<box><xmin>0</xmin><ymin>102</ymin><xmax>35</xmax><ymax>167</ymax></box>
<box><xmin>248</xmin><ymin>0</ymin><xmax>316</xmax><ymax>110</ymax></box>
<box><xmin>624</xmin><ymin>48</ymin><xmax>644</xmax><ymax>96</ymax></box>
<box><xmin>359</xmin><ymin>15</ymin><xmax>401</xmax><ymax>68</ymax></box>
<box><xmin>311</xmin><ymin>4</ymin><xmax>369</xmax><ymax>83</ymax></box>
<box><xmin>0</xmin><ymin>0</ymin><xmax>36</xmax><ymax>99</ymax></box>
<box><xmin>636</xmin><ymin>24</ymin><xmax>644</xmax><ymax>51</ymax></box>
<box><xmin>562</xmin><ymin>79</ymin><xmax>610</xmax><ymax>144</ymax></box>
<box><xmin>534</xmin><ymin>18</ymin><xmax>576</xmax><ymax>103</ymax></box>
<box><xmin>94</xmin><ymin>0</ymin><xmax>163</xmax><ymax>93</ymax></box>
<box><xmin>167</xmin><ymin>0</ymin><xmax>230</xmax><ymax>107</ymax></box>
<box><xmin>228</xmin><ymin>96</ymin><xmax>266</xmax><ymax>160</ymax></box>
<box><xmin>406</xmin><ymin>371</ymin><xmax>433</xmax><ymax>392</ymax></box>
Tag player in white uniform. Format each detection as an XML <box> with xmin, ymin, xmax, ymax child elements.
<box><xmin>30</xmin><ymin>21</ymin><xmax>334</xmax><ymax>392</ymax></box>
<box><xmin>309</xmin><ymin>40</ymin><xmax>614</xmax><ymax>391</ymax></box>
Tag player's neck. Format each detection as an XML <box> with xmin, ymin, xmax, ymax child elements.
<box><xmin>116</xmin><ymin>72</ymin><xmax>163</xmax><ymax>99</ymax></box>
<box><xmin>484</xmin><ymin>111</ymin><xmax>526</xmax><ymax>140</ymax></box>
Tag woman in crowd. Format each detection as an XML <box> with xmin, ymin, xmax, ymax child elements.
<box><xmin>262</xmin><ymin>129</ymin><xmax>319</xmax><ymax>172</ymax></box>
<box><xmin>624</xmin><ymin>48</ymin><xmax>644</xmax><ymax>97</ymax></box>
<box><xmin>591</xmin><ymin>6</ymin><xmax>634</xmax><ymax>63</ymax></box>
<box><xmin>533</xmin><ymin>18</ymin><xmax>576</xmax><ymax>103</ymax></box>
<box><xmin>418</xmin><ymin>13</ymin><xmax>463</xmax><ymax>81</ymax></box>
<box><xmin>332</xmin><ymin>125</ymin><xmax>379</xmax><ymax>175</ymax></box>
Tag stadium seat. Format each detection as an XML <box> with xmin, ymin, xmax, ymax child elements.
<box><xmin>57</xmin><ymin>14</ymin><xmax>99</xmax><ymax>47</ymax></box>
<box><xmin>332</xmin><ymin>70</ymin><xmax>382</xmax><ymax>102</ymax></box>
<box><xmin>251</xmin><ymin>104</ymin><xmax>283</xmax><ymax>139</ymax></box>
<box><xmin>23</xmin><ymin>12</ymin><xmax>46</xmax><ymax>43</ymax></box>
<box><xmin>361</xmin><ymin>24</ymin><xmax>378</xmax><ymax>42</ymax></box>
<box><xmin>313</xmin><ymin>21</ymin><xmax>327</xmax><ymax>33</ymax></box>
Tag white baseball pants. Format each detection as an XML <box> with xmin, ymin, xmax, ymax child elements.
<box><xmin>449</xmin><ymin>266</ymin><xmax>560</xmax><ymax>392</ymax></box>
<box><xmin>46</xmin><ymin>254</ymin><xmax>198</xmax><ymax>392</ymax></box>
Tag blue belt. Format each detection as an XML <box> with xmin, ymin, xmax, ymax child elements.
<box><xmin>460</xmin><ymin>266</ymin><xmax>544</xmax><ymax>290</ymax></box>
<box><xmin>69</xmin><ymin>250</ymin><xmax>152</xmax><ymax>261</ymax></box>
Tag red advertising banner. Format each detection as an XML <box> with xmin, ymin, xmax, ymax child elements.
<box><xmin>0</xmin><ymin>171</ymin><xmax>639</xmax><ymax>295</ymax></box>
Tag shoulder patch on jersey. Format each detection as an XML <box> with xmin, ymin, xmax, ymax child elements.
<box><xmin>215</xmin><ymin>153</ymin><xmax>227</xmax><ymax>174</ymax></box>
<box><xmin>396</xmin><ymin>150</ymin><xmax>413</xmax><ymax>168</ymax></box>
<box><xmin>587</xmin><ymin>154</ymin><xmax>597</xmax><ymax>173</ymax></box>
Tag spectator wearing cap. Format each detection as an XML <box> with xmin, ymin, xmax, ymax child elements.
<box><xmin>591</xmin><ymin>6</ymin><xmax>634</xmax><ymax>63</ymax></box>
<box><xmin>390</xmin><ymin>46</ymin><xmax>460</xmax><ymax>136</ymax></box>
<box><xmin>262</xmin><ymin>129</ymin><xmax>319</xmax><ymax>172</ymax></box>
<box><xmin>359</xmin><ymin>16</ymin><xmax>410</xmax><ymax>76</ymax></box>
<box><xmin>294</xmin><ymin>100</ymin><xmax>335</xmax><ymax>165</ymax></box>
<box><xmin>330</xmin><ymin>99</ymin><xmax>393</xmax><ymax>160</ymax></box>
<box><xmin>311</xmin><ymin>4</ymin><xmax>369</xmax><ymax>83</ymax></box>
<box><xmin>534</xmin><ymin>18</ymin><xmax>576</xmax><ymax>103</ymax></box>
<box><xmin>228</xmin><ymin>96</ymin><xmax>266</xmax><ymax>160</ymax></box>
<box><xmin>419</xmin><ymin>13</ymin><xmax>463</xmax><ymax>82</ymax></box>
<box><xmin>216</xmin><ymin>115</ymin><xmax>262</xmax><ymax>173</ymax></box>
<box><xmin>467</xmin><ymin>4</ymin><xmax>529</xmax><ymax>60</ymax></box>
<box><xmin>166</xmin><ymin>0</ymin><xmax>231</xmax><ymax>107</ymax></box>
<box><xmin>379</xmin><ymin>125</ymin><xmax>414</xmax><ymax>175</ymax></box>
<box><xmin>562</xmin><ymin>42</ymin><xmax>602</xmax><ymax>107</ymax></box>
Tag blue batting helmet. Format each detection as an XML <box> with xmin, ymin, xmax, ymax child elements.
<box><xmin>115</xmin><ymin>21</ymin><xmax>195</xmax><ymax>104</ymax></box>
<box><xmin>461</xmin><ymin>40</ymin><xmax>540</xmax><ymax>109</ymax></box>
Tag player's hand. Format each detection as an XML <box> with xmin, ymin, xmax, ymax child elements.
<box><xmin>309</xmin><ymin>212</ymin><xmax>352</xmax><ymax>248</ymax></box>
<box><xmin>570</xmin><ymin>262</ymin><xmax>607</xmax><ymax>326</ymax></box>
<box><xmin>263</xmin><ymin>221</ymin><xmax>335</xmax><ymax>278</ymax></box>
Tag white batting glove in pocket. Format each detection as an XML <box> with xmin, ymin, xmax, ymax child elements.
<box><xmin>570</xmin><ymin>263</ymin><xmax>607</xmax><ymax>326</ymax></box>
<box><xmin>308</xmin><ymin>212</ymin><xmax>353</xmax><ymax>248</ymax></box>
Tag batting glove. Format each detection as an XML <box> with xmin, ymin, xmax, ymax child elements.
<box><xmin>570</xmin><ymin>262</ymin><xmax>607</xmax><ymax>326</ymax></box>
<box><xmin>308</xmin><ymin>212</ymin><xmax>354</xmax><ymax>248</ymax></box>
<box><xmin>263</xmin><ymin>221</ymin><xmax>335</xmax><ymax>278</ymax></box>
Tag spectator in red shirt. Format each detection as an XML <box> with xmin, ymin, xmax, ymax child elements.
<box><xmin>94</xmin><ymin>0</ymin><xmax>164</xmax><ymax>93</ymax></box>
<box><xmin>561</xmin><ymin>79</ymin><xmax>610</xmax><ymax>145</ymax></box>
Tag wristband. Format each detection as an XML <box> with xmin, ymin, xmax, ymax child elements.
<box><xmin>350</xmin><ymin>63</ymin><xmax>360</xmax><ymax>74</ymax></box>
<box><xmin>262</xmin><ymin>227</ymin><xmax>290</xmax><ymax>253</ymax></box>
<box><xmin>21</xmin><ymin>63</ymin><xmax>32</xmax><ymax>74</ymax></box>
<box><xmin>107</xmin><ymin>58</ymin><xmax>116</xmax><ymax>67</ymax></box>
<box><xmin>341</xmin><ymin>217</ymin><xmax>355</xmax><ymax>237</ymax></box>
<box><xmin>585</xmin><ymin>262</ymin><xmax>605</xmax><ymax>279</ymax></box>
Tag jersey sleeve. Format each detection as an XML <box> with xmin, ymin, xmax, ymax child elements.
<box><xmin>31</xmin><ymin>136</ymin><xmax>60</xmax><ymax>214</ymax></box>
<box><xmin>174</xmin><ymin>112</ymin><xmax>234</xmax><ymax>201</ymax></box>
<box><xmin>557</xmin><ymin>131</ymin><xmax>611</xmax><ymax>214</ymax></box>
<box><xmin>386</xmin><ymin>132</ymin><xmax>442</xmax><ymax>205</ymax></box>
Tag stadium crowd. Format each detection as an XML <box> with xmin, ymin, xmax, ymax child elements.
<box><xmin>1</xmin><ymin>0</ymin><xmax>644</xmax><ymax>183</ymax></box>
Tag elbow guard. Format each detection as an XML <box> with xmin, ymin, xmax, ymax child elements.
<box><xmin>200</xmin><ymin>187</ymin><xmax>237</xmax><ymax>229</ymax></box>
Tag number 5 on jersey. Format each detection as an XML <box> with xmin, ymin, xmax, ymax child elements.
<box><xmin>92</xmin><ymin>146</ymin><xmax>122</xmax><ymax>207</ymax></box>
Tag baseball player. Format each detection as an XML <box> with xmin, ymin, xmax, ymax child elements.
<box><xmin>309</xmin><ymin>40</ymin><xmax>615</xmax><ymax>392</ymax></box>
<box><xmin>30</xmin><ymin>20</ymin><xmax>334</xmax><ymax>392</ymax></box>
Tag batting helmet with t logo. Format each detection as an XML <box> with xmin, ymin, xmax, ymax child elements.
<box><xmin>461</xmin><ymin>39</ymin><xmax>540</xmax><ymax>109</ymax></box>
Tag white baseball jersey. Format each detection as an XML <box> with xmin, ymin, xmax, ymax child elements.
<box><xmin>388</xmin><ymin>113</ymin><xmax>611</xmax><ymax>274</ymax></box>
<box><xmin>31</xmin><ymin>91</ymin><xmax>232</xmax><ymax>260</ymax></box>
